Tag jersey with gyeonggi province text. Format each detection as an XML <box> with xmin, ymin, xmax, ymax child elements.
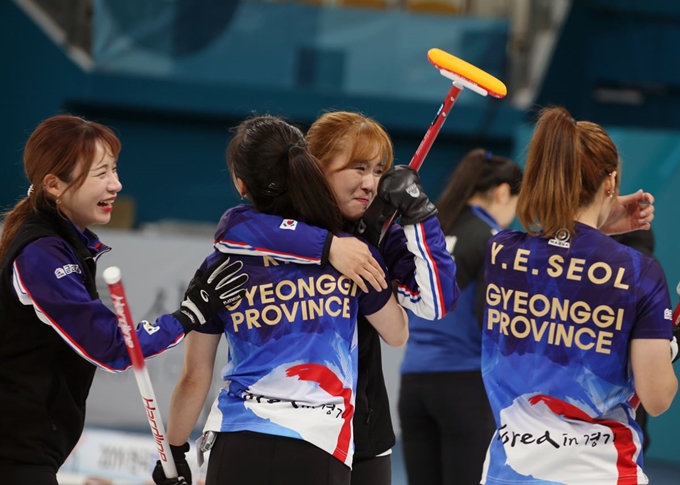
<box><xmin>197</xmin><ymin>210</ymin><xmax>393</xmax><ymax>468</ymax></box>
<box><xmin>481</xmin><ymin>222</ymin><xmax>672</xmax><ymax>485</ymax></box>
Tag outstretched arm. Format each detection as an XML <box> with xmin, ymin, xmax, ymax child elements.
<box><xmin>12</xmin><ymin>238</ymin><xmax>186</xmax><ymax>372</ymax></box>
<box><xmin>213</xmin><ymin>205</ymin><xmax>386</xmax><ymax>293</ymax></box>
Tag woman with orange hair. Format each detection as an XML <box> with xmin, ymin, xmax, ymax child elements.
<box><xmin>204</xmin><ymin>111</ymin><xmax>459</xmax><ymax>485</ymax></box>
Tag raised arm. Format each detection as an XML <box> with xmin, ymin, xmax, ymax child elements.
<box><xmin>375</xmin><ymin>166</ymin><xmax>459</xmax><ymax>319</ymax></box>
<box><xmin>601</xmin><ymin>190</ymin><xmax>655</xmax><ymax>235</ymax></box>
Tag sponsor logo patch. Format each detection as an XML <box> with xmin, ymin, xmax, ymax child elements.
<box><xmin>54</xmin><ymin>264</ymin><xmax>81</xmax><ymax>279</ymax></box>
<box><xmin>548</xmin><ymin>228</ymin><xmax>571</xmax><ymax>249</ymax></box>
<box><xmin>406</xmin><ymin>183</ymin><xmax>420</xmax><ymax>198</ymax></box>
<box><xmin>664</xmin><ymin>308</ymin><xmax>672</xmax><ymax>320</ymax></box>
<box><xmin>280</xmin><ymin>219</ymin><xmax>298</xmax><ymax>230</ymax></box>
<box><xmin>142</xmin><ymin>320</ymin><xmax>161</xmax><ymax>335</ymax></box>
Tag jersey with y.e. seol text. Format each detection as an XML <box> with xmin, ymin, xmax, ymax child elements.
<box><xmin>199</xmin><ymin>206</ymin><xmax>393</xmax><ymax>468</ymax></box>
<box><xmin>481</xmin><ymin>223</ymin><xmax>672</xmax><ymax>485</ymax></box>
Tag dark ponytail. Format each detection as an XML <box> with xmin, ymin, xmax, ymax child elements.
<box><xmin>436</xmin><ymin>148</ymin><xmax>522</xmax><ymax>234</ymax></box>
<box><xmin>227</xmin><ymin>115</ymin><xmax>343</xmax><ymax>233</ymax></box>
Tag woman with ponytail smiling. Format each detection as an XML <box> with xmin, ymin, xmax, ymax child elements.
<box><xmin>0</xmin><ymin>115</ymin><xmax>246</xmax><ymax>485</ymax></box>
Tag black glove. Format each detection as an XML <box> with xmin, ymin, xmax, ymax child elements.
<box><xmin>152</xmin><ymin>442</ymin><xmax>192</xmax><ymax>485</ymax></box>
<box><xmin>378</xmin><ymin>165</ymin><xmax>438</xmax><ymax>225</ymax></box>
<box><xmin>173</xmin><ymin>254</ymin><xmax>249</xmax><ymax>332</ymax></box>
<box><xmin>356</xmin><ymin>196</ymin><xmax>396</xmax><ymax>248</ymax></box>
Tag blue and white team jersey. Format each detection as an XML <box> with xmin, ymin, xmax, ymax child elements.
<box><xmin>212</xmin><ymin>204</ymin><xmax>458</xmax><ymax>321</ymax></box>
<box><xmin>11</xmin><ymin>229</ymin><xmax>185</xmax><ymax>372</ymax></box>
<box><xmin>481</xmin><ymin>223</ymin><xmax>672</xmax><ymax>485</ymax></box>
<box><xmin>199</xmin><ymin>206</ymin><xmax>393</xmax><ymax>467</ymax></box>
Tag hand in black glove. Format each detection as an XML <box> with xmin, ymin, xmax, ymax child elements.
<box><xmin>152</xmin><ymin>442</ymin><xmax>192</xmax><ymax>485</ymax></box>
<box><xmin>378</xmin><ymin>165</ymin><xmax>438</xmax><ymax>225</ymax></box>
<box><xmin>173</xmin><ymin>254</ymin><xmax>249</xmax><ymax>331</ymax></box>
<box><xmin>356</xmin><ymin>197</ymin><xmax>396</xmax><ymax>248</ymax></box>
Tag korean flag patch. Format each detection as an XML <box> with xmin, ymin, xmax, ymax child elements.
<box><xmin>280</xmin><ymin>219</ymin><xmax>298</xmax><ymax>230</ymax></box>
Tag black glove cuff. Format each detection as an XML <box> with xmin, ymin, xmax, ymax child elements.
<box><xmin>401</xmin><ymin>202</ymin><xmax>438</xmax><ymax>226</ymax></box>
<box><xmin>170</xmin><ymin>442</ymin><xmax>190</xmax><ymax>463</ymax></box>
<box><xmin>172</xmin><ymin>309</ymin><xmax>197</xmax><ymax>334</ymax></box>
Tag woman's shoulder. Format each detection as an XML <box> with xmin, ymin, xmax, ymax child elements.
<box><xmin>214</xmin><ymin>204</ymin><xmax>258</xmax><ymax>239</ymax></box>
<box><xmin>489</xmin><ymin>228</ymin><xmax>525</xmax><ymax>245</ymax></box>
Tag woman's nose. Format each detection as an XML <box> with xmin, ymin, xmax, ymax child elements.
<box><xmin>361</xmin><ymin>173</ymin><xmax>378</xmax><ymax>192</ymax></box>
<box><xmin>111</xmin><ymin>174</ymin><xmax>123</xmax><ymax>192</ymax></box>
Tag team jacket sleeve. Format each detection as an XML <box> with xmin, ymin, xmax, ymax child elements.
<box><xmin>12</xmin><ymin>237</ymin><xmax>185</xmax><ymax>372</ymax></box>
<box><xmin>631</xmin><ymin>258</ymin><xmax>673</xmax><ymax>340</ymax></box>
<box><xmin>356</xmin><ymin>243</ymin><xmax>393</xmax><ymax>315</ymax></box>
<box><xmin>381</xmin><ymin>215</ymin><xmax>459</xmax><ymax>320</ymax></box>
<box><xmin>213</xmin><ymin>205</ymin><xmax>332</xmax><ymax>264</ymax></box>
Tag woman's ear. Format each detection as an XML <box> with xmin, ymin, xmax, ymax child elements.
<box><xmin>605</xmin><ymin>171</ymin><xmax>618</xmax><ymax>197</ymax></box>
<box><xmin>234</xmin><ymin>177</ymin><xmax>248</xmax><ymax>198</ymax></box>
<box><xmin>42</xmin><ymin>174</ymin><xmax>64</xmax><ymax>199</ymax></box>
<box><xmin>493</xmin><ymin>183</ymin><xmax>511</xmax><ymax>205</ymax></box>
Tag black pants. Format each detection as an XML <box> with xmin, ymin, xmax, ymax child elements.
<box><xmin>206</xmin><ymin>431</ymin><xmax>350</xmax><ymax>485</ymax></box>
<box><xmin>398</xmin><ymin>371</ymin><xmax>495</xmax><ymax>485</ymax></box>
<box><xmin>351</xmin><ymin>453</ymin><xmax>391</xmax><ymax>485</ymax></box>
<box><xmin>0</xmin><ymin>465</ymin><xmax>58</xmax><ymax>485</ymax></box>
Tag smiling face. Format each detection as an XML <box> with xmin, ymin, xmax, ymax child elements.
<box><xmin>324</xmin><ymin>145</ymin><xmax>386</xmax><ymax>221</ymax></box>
<box><xmin>53</xmin><ymin>141</ymin><xmax>122</xmax><ymax>231</ymax></box>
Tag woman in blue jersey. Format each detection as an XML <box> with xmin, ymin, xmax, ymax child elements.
<box><xmin>197</xmin><ymin>111</ymin><xmax>459</xmax><ymax>485</ymax></box>
<box><xmin>0</xmin><ymin>115</ymin><xmax>246</xmax><ymax>485</ymax></box>
<box><xmin>481</xmin><ymin>106</ymin><xmax>677</xmax><ymax>485</ymax></box>
<box><xmin>156</xmin><ymin>115</ymin><xmax>409</xmax><ymax>485</ymax></box>
<box><xmin>398</xmin><ymin>148</ymin><xmax>522</xmax><ymax>485</ymax></box>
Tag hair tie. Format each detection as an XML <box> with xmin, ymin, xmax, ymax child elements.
<box><xmin>484</xmin><ymin>151</ymin><xmax>493</xmax><ymax>160</ymax></box>
<box><xmin>27</xmin><ymin>184</ymin><xmax>34</xmax><ymax>197</ymax></box>
<box><xmin>262</xmin><ymin>181</ymin><xmax>287</xmax><ymax>197</ymax></box>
